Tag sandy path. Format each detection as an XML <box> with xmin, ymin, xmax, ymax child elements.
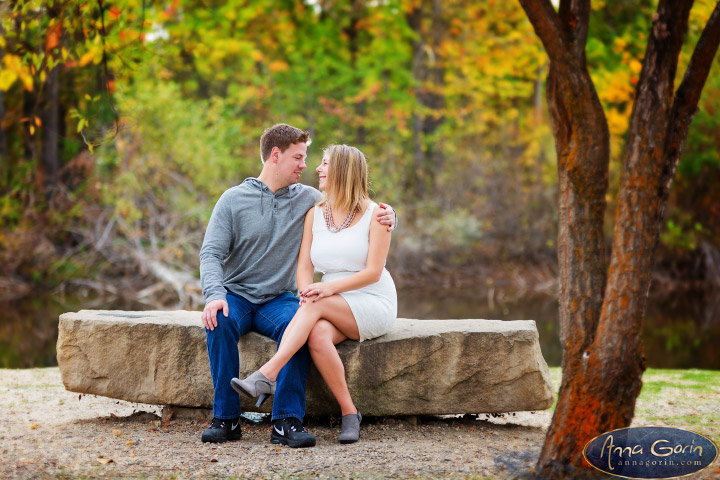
<box><xmin>2</xmin><ymin>368</ymin><xmax>718</xmax><ymax>479</ymax></box>
<box><xmin>1</xmin><ymin>368</ymin><xmax>552</xmax><ymax>479</ymax></box>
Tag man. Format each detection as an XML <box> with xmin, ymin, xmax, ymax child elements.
<box><xmin>199</xmin><ymin>124</ymin><xmax>395</xmax><ymax>447</ymax></box>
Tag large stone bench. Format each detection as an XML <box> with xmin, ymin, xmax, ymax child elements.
<box><xmin>57</xmin><ymin>310</ymin><xmax>554</xmax><ymax>416</ymax></box>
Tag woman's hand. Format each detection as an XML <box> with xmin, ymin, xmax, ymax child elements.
<box><xmin>299</xmin><ymin>282</ymin><xmax>335</xmax><ymax>303</ymax></box>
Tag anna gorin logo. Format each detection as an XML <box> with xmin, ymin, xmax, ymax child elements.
<box><xmin>583</xmin><ymin>426</ymin><xmax>718</xmax><ymax>479</ymax></box>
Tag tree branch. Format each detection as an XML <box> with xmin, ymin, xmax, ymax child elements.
<box><xmin>622</xmin><ymin>0</ymin><xmax>693</xmax><ymax>161</ymax></box>
<box><xmin>558</xmin><ymin>0</ymin><xmax>590</xmax><ymax>64</ymax></box>
<box><xmin>658</xmin><ymin>1</ymin><xmax>720</xmax><ymax>216</ymax></box>
<box><xmin>518</xmin><ymin>0</ymin><xmax>568</xmax><ymax>64</ymax></box>
<box><xmin>97</xmin><ymin>0</ymin><xmax>120</xmax><ymax>141</ymax></box>
<box><xmin>669</xmin><ymin>1</ymin><xmax>720</xmax><ymax>145</ymax></box>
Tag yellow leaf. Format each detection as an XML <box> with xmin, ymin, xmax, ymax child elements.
<box><xmin>629</xmin><ymin>58</ymin><xmax>642</xmax><ymax>75</ymax></box>
<box><xmin>77</xmin><ymin>119</ymin><xmax>85</xmax><ymax>133</ymax></box>
<box><xmin>2</xmin><ymin>54</ymin><xmax>33</xmax><ymax>91</ymax></box>
<box><xmin>61</xmin><ymin>47</ymin><xmax>69</xmax><ymax>61</ymax></box>
<box><xmin>97</xmin><ymin>457</ymin><xmax>113</xmax><ymax>464</ymax></box>
<box><xmin>613</xmin><ymin>37</ymin><xmax>627</xmax><ymax>53</ymax></box>
<box><xmin>0</xmin><ymin>70</ymin><xmax>17</xmax><ymax>91</ymax></box>
<box><xmin>34</xmin><ymin>116</ymin><xmax>41</xmax><ymax>127</ymax></box>
<box><xmin>19</xmin><ymin>72</ymin><xmax>33</xmax><ymax>91</ymax></box>
<box><xmin>78</xmin><ymin>49</ymin><xmax>97</xmax><ymax>67</ymax></box>
<box><xmin>29</xmin><ymin>423</ymin><xmax>37</xmax><ymax>429</ymax></box>
<box><xmin>85</xmin><ymin>94</ymin><xmax>92</xmax><ymax>100</ymax></box>
<box><xmin>29</xmin><ymin>125</ymin><xmax>35</xmax><ymax>136</ymax></box>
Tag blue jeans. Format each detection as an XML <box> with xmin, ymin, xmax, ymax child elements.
<box><xmin>205</xmin><ymin>291</ymin><xmax>309</xmax><ymax>422</ymax></box>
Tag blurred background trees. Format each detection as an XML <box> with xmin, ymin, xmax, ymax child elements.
<box><xmin>1</xmin><ymin>0</ymin><xmax>718</xmax><ymax>306</ymax></box>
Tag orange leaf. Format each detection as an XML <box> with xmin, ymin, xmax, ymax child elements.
<box><xmin>268</xmin><ymin>60</ymin><xmax>289</xmax><ymax>73</ymax></box>
<box><xmin>45</xmin><ymin>23</ymin><xmax>61</xmax><ymax>52</ymax></box>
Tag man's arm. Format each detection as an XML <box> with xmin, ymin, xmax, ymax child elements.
<box><xmin>199</xmin><ymin>192</ymin><xmax>233</xmax><ymax>330</ymax></box>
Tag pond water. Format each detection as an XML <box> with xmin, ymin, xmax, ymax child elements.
<box><xmin>1</xmin><ymin>288</ymin><xmax>719</xmax><ymax>370</ymax></box>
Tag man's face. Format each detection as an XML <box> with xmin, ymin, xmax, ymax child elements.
<box><xmin>273</xmin><ymin>142</ymin><xmax>308</xmax><ymax>187</ymax></box>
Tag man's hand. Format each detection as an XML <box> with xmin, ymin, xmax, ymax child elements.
<box><xmin>202</xmin><ymin>299</ymin><xmax>229</xmax><ymax>331</ymax></box>
<box><xmin>377</xmin><ymin>202</ymin><xmax>397</xmax><ymax>232</ymax></box>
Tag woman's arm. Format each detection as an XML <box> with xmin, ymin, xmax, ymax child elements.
<box><xmin>296</xmin><ymin>207</ymin><xmax>315</xmax><ymax>292</ymax></box>
<box><xmin>299</xmin><ymin>205</ymin><xmax>391</xmax><ymax>301</ymax></box>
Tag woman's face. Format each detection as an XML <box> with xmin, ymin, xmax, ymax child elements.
<box><xmin>316</xmin><ymin>155</ymin><xmax>330</xmax><ymax>191</ymax></box>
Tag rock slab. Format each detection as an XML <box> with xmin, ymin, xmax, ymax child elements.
<box><xmin>57</xmin><ymin>310</ymin><xmax>554</xmax><ymax>416</ymax></box>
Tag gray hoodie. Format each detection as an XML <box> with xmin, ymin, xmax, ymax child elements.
<box><xmin>199</xmin><ymin>178</ymin><xmax>323</xmax><ymax>304</ymax></box>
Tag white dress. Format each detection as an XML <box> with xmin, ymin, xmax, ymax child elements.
<box><xmin>310</xmin><ymin>202</ymin><xmax>397</xmax><ymax>341</ymax></box>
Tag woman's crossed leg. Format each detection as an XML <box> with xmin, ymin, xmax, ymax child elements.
<box><xmin>258</xmin><ymin>295</ymin><xmax>359</xmax><ymax>385</ymax></box>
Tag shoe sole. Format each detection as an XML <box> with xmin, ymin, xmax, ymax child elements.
<box><xmin>202</xmin><ymin>437</ymin><xmax>227</xmax><ymax>443</ymax></box>
<box><xmin>339</xmin><ymin>438</ymin><xmax>358</xmax><ymax>444</ymax></box>
<box><xmin>231</xmin><ymin>379</ymin><xmax>272</xmax><ymax>407</ymax></box>
<box><xmin>230</xmin><ymin>378</ymin><xmax>253</xmax><ymax>397</ymax></box>
<box><xmin>270</xmin><ymin>435</ymin><xmax>316</xmax><ymax>448</ymax></box>
<box><xmin>201</xmin><ymin>434</ymin><xmax>242</xmax><ymax>443</ymax></box>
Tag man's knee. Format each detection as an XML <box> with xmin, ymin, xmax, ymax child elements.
<box><xmin>206</xmin><ymin>311</ymin><xmax>234</xmax><ymax>341</ymax></box>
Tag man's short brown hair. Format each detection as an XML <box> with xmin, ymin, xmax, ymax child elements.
<box><xmin>260</xmin><ymin>124</ymin><xmax>310</xmax><ymax>163</ymax></box>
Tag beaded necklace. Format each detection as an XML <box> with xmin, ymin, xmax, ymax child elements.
<box><xmin>324</xmin><ymin>202</ymin><xmax>356</xmax><ymax>233</ymax></box>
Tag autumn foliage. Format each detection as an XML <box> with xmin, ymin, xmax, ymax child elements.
<box><xmin>0</xmin><ymin>1</ymin><xmax>718</xmax><ymax>306</ymax></box>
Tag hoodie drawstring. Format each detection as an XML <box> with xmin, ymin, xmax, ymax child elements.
<box><xmin>254</xmin><ymin>179</ymin><xmax>294</xmax><ymax>218</ymax></box>
<box><xmin>288</xmin><ymin>186</ymin><xmax>294</xmax><ymax>220</ymax></box>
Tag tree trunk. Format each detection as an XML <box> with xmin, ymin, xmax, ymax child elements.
<box><xmin>0</xmin><ymin>88</ymin><xmax>6</xmax><ymax>184</ymax></box>
<box><xmin>518</xmin><ymin>0</ymin><xmax>720</xmax><ymax>477</ymax></box>
<box><xmin>23</xmin><ymin>90</ymin><xmax>37</xmax><ymax>165</ymax></box>
<box><xmin>0</xmin><ymin>19</ymin><xmax>7</xmax><ymax>181</ymax></box>
<box><xmin>344</xmin><ymin>0</ymin><xmax>367</xmax><ymax>146</ymax></box>
<box><xmin>42</xmin><ymin>10</ymin><xmax>63</xmax><ymax>197</ymax></box>
<box><xmin>42</xmin><ymin>64</ymin><xmax>61</xmax><ymax>195</ymax></box>
<box><xmin>406</xmin><ymin>0</ymin><xmax>445</xmax><ymax>207</ymax></box>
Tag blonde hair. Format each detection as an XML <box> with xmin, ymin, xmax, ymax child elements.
<box><xmin>321</xmin><ymin>144</ymin><xmax>369</xmax><ymax>215</ymax></box>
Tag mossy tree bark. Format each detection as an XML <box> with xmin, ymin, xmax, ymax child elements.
<box><xmin>517</xmin><ymin>0</ymin><xmax>720</xmax><ymax>477</ymax></box>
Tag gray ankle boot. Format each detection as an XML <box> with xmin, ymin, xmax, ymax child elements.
<box><xmin>338</xmin><ymin>411</ymin><xmax>362</xmax><ymax>444</ymax></box>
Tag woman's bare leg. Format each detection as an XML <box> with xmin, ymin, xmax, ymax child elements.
<box><xmin>259</xmin><ymin>295</ymin><xmax>359</xmax><ymax>381</ymax></box>
<box><xmin>308</xmin><ymin>320</ymin><xmax>357</xmax><ymax>415</ymax></box>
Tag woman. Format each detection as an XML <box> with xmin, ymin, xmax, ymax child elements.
<box><xmin>231</xmin><ymin>144</ymin><xmax>397</xmax><ymax>444</ymax></box>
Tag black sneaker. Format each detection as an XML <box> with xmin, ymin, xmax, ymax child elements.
<box><xmin>201</xmin><ymin>417</ymin><xmax>242</xmax><ymax>443</ymax></box>
<box><xmin>270</xmin><ymin>417</ymin><xmax>316</xmax><ymax>448</ymax></box>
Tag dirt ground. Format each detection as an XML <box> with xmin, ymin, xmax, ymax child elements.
<box><xmin>1</xmin><ymin>368</ymin><xmax>718</xmax><ymax>479</ymax></box>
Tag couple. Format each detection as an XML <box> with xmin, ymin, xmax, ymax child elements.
<box><xmin>199</xmin><ymin>123</ymin><xmax>397</xmax><ymax>448</ymax></box>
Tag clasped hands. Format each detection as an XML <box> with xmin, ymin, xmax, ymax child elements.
<box><xmin>299</xmin><ymin>282</ymin><xmax>336</xmax><ymax>304</ymax></box>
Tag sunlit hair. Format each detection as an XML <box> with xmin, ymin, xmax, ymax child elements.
<box><xmin>260</xmin><ymin>123</ymin><xmax>310</xmax><ymax>163</ymax></box>
<box><xmin>320</xmin><ymin>144</ymin><xmax>369</xmax><ymax>215</ymax></box>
